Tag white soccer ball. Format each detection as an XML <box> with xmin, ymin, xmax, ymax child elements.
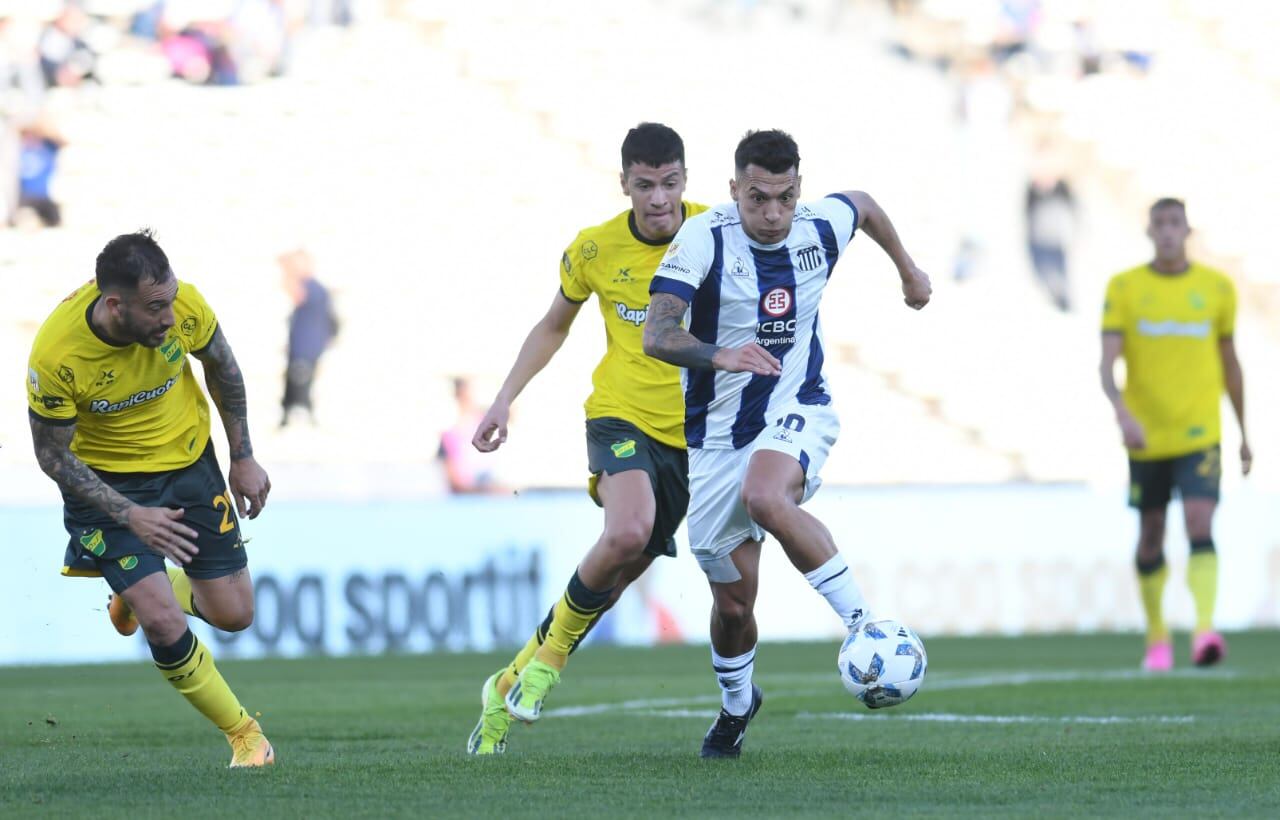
<box><xmin>837</xmin><ymin>618</ymin><xmax>927</xmax><ymax>709</ymax></box>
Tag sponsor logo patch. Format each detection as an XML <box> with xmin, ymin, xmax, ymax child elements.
<box><xmin>90</xmin><ymin>378</ymin><xmax>177</xmax><ymax>414</ymax></box>
<box><xmin>614</xmin><ymin>301</ymin><xmax>647</xmax><ymax>325</ymax></box>
<box><xmin>762</xmin><ymin>287</ymin><xmax>792</xmax><ymax>317</ymax></box>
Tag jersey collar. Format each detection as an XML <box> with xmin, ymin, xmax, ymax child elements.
<box><xmin>85</xmin><ymin>296</ymin><xmax>131</xmax><ymax>348</ymax></box>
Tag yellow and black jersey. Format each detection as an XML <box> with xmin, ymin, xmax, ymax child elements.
<box><xmin>27</xmin><ymin>280</ymin><xmax>218</xmax><ymax>472</ymax></box>
<box><xmin>1102</xmin><ymin>262</ymin><xmax>1236</xmax><ymax>460</ymax></box>
<box><xmin>559</xmin><ymin>202</ymin><xmax>709</xmax><ymax>449</ymax></box>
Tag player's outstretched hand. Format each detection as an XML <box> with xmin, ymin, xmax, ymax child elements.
<box><xmin>713</xmin><ymin>343</ymin><xmax>782</xmax><ymax>376</ymax></box>
<box><xmin>472</xmin><ymin>402</ymin><xmax>510</xmax><ymax>453</ymax></box>
<box><xmin>1241</xmin><ymin>440</ymin><xmax>1253</xmax><ymax>476</ymax></box>
<box><xmin>1117</xmin><ymin>411</ymin><xmax>1147</xmax><ymax>451</ymax></box>
<box><xmin>230</xmin><ymin>457</ymin><xmax>271</xmax><ymax>519</ymax></box>
<box><xmin>128</xmin><ymin>505</ymin><xmax>199</xmax><ymax>565</ymax></box>
<box><xmin>902</xmin><ymin>267</ymin><xmax>932</xmax><ymax>310</ymax></box>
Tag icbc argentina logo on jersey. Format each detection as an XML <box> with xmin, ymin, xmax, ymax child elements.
<box><xmin>756</xmin><ymin>287</ymin><xmax>797</xmax><ymax>350</ymax></box>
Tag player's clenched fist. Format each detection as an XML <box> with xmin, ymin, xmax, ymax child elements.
<box><xmin>472</xmin><ymin>402</ymin><xmax>510</xmax><ymax>452</ymax></box>
<box><xmin>713</xmin><ymin>343</ymin><xmax>783</xmax><ymax>376</ymax></box>
<box><xmin>901</xmin><ymin>267</ymin><xmax>932</xmax><ymax>310</ymax></box>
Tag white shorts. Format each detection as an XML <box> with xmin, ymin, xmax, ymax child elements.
<box><xmin>687</xmin><ymin>403</ymin><xmax>840</xmax><ymax>582</ymax></box>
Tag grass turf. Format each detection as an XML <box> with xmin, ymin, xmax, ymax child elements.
<box><xmin>2</xmin><ymin>632</ymin><xmax>1278</xmax><ymax>818</ymax></box>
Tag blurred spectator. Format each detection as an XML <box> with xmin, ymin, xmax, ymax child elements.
<box><xmin>16</xmin><ymin>118</ymin><xmax>64</xmax><ymax>227</ymax></box>
<box><xmin>279</xmin><ymin>248</ymin><xmax>337</xmax><ymax>427</ymax></box>
<box><xmin>1025</xmin><ymin>166</ymin><xmax>1076</xmax><ymax>312</ymax></box>
<box><xmin>38</xmin><ymin>3</ymin><xmax>97</xmax><ymax>88</ymax></box>
<box><xmin>437</xmin><ymin>378</ymin><xmax>505</xmax><ymax>495</ymax></box>
<box><xmin>309</xmin><ymin>0</ymin><xmax>353</xmax><ymax>28</ymax></box>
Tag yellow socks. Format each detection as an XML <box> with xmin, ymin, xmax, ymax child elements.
<box><xmin>1136</xmin><ymin>558</ymin><xmax>1170</xmax><ymax>645</ymax></box>
<box><xmin>151</xmin><ymin>629</ymin><xmax>249</xmax><ymax>734</ymax></box>
<box><xmin>1187</xmin><ymin>540</ymin><xmax>1219</xmax><ymax>633</ymax></box>
<box><xmin>497</xmin><ymin>572</ymin><xmax>614</xmax><ymax>691</ymax></box>
<box><xmin>166</xmin><ymin>567</ymin><xmax>201</xmax><ymax>619</ymax></box>
<box><xmin>532</xmin><ymin>571</ymin><xmax>612</xmax><ymax>672</ymax></box>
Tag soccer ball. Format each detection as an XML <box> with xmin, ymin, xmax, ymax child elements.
<box><xmin>837</xmin><ymin>618</ymin><xmax>927</xmax><ymax>709</ymax></box>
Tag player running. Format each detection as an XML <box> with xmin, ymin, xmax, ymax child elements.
<box><xmin>1100</xmin><ymin>198</ymin><xmax>1250</xmax><ymax>672</ymax></box>
<box><xmin>643</xmin><ymin>129</ymin><xmax>931</xmax><ymax>758</ymax></box>
<box><xmin>466</xmin><ymin>123</ymin><xmax>708</xmax><ymax>755</ymax></box>
<box><xmin>27</xmin><ymin>229</ymin><xmax>274</xmax><ymax>767</ymax></box>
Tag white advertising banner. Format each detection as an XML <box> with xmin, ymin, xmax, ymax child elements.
<box><xmin>2</xmin><ymin>484</ymin><xmax>1277</xmax><ymax>665</ymax></box>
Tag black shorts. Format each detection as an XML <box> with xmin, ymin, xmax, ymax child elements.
<box><xmin>585</xmin><ymin>417</ymin><xmax>689</xmax><ymax>558</ymax></box>
<box><xmin>61</xmin><ymin>443</ymin><xmax>248</xmax><ymax>594</ymax></box>
<box><xmin>1128</xmin><ymin>445</ymin><xmax>1221</xmax><ymax>510</ymax></box>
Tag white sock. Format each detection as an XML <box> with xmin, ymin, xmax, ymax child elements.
<box><xmin>804</xmin><ymin>553</ymin><xmax>869</xmax><ymax>631</ymax></box>
<box><xmin>711</xmin><ymin>646</ymin><xmax>756</xmax><ymax>716</ymax></box>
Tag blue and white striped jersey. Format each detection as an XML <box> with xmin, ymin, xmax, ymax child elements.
<box><xmin>649</xmin><ymin>194</ymin><xmax>859</xmax><ymax>450</ymax></box>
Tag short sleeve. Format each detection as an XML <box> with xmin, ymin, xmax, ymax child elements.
<box><xmin>649</xmin><ymin>217</ymin><xmax>713</xmax><ymax>304</ymax></box>
<box><xmin>26</xmin><ymin>353</ymin><xmax>77</xmax><ymax>424</ymax></box>
<box><xmin>177</xmin><ymin>282</ymin><xmax>219</xmax><ymax>353</ymax></box>
<box><xmin>558</xmin><ymin>232</ymin><xmax>593</xmax><ymax>303</ymax></box>
<box><xmin>820</xmin><ymin>194</ymin><xmax>860</xmax><ymax>247</ymax></box>
<box><xmin>1217</xmin><ymin>275</ymin><xmax>1236</xmax><ymax>338</ymax></box>
<box><xmin>1101</xmin><ymin>275</ymin><xmax>1126</xmax><ymax>333</ymax></box>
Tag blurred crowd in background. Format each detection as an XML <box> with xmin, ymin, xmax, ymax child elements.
<box><xmin>1</xmin><ymin>0</ymin><xmax>1276</xmax><ymax>499</ymax></box>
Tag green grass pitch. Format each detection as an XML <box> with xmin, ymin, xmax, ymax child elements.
<box><xmin>3</xmin><ymin>632</ymin><xmax>1278</xmax><ymax>818</ymax></box>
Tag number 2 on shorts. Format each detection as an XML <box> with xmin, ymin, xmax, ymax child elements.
<box><xmin>211</xmin><ymin>492</ymin><xmax>236</xmax><ymax>534</ymax></box>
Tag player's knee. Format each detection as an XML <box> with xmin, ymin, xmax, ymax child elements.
<box><xmin>714</xmin><ymin>600</ymin><xmax>754</xmax><ymax>633</ymax></box>
<box><xmin>137</xmin><ymin>609</ymin><xmax>189</xmax><ymax>647</ymax></box>
<box><xmin>602</xmin><ymin>518</ymin><xmax>653</xmax><ymax>557</ymax></box>
<box><xmin>213</xmin><ymin>604</ymin><xmax>255</xmax><ymax>633</ymax></box>
<box><xmin>741</xmin><ymin>487</ymin><xmax>791</xmax><ymax>531</ymax></box>
<box><xmin>712</xmin><ymin>590</ymin><xmax>755</xmax><ymax>630</ymax></box>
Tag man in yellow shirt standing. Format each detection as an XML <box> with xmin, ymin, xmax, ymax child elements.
<box><xmin>1100</xmin><ymin>198</ymin><xmax>1252</xmax><ymax>671</ymax></box>
<box><xmin>465</xmin><ymin>123</ymin><xmax>707</xmax><ymax>754</ymax></box>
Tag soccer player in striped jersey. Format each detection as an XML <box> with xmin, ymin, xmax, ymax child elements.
<box><xmin>465</xmin><ymin>123</ymin><xmax>708</xmax><ymax>755</ymax></box>
<box><xmin>644</xmin><ymin>130</ymin><xmax>931</xmax><ymax>758</ymax></box>
<box><xmin>1100</xmin><ymin>198</ymin><xmax>1251</xmax><ymax>671</ymax></box>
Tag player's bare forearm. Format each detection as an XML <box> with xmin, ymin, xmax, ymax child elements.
<box><xmin>29</xmin><ymin>417</ymin><xmax>134</xmax><ymax>526</ymax></box>
<box><xmin>643</xmin><ymin>292</ymin><xmax>719</xmax><ymax>370</ymax></box>
<box><xmin>496</xmin><ymin>291</ymin><xmax>582</xmax><ymax>406</ymax></box>
<box><xmin>845</xmin><ymin>191</ymin><xmax>916</xmax><ymax>275</ymax></box>
<box><xmin>1099</xmin><ymin>333</ymin><xmax>1126</xmax><ymax>410</ymax></box>
<box><xmin>194</xmin><ymin>326</ymin><xmax>253</xmax><ymax>460</ymax></box>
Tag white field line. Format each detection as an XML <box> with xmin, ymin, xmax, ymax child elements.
<box><xmin>796</xmin><ymin>711</ymin><xmax>1195</xmax><ymax>725</ymax></box>
<box><xmin>543</xmin><ymin>667</ymin><xmax>1232</xmax><ymax>721</ymax></box>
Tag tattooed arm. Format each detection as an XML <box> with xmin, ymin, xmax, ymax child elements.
<box><xmin>29</xmin><ymin>415</ymin><xmax>199</xmax><ymax>562</ymax></box>
<box><xmin>642</xmin><ymin>293</ymin><xmax>720</xmax><ymax>370</ymax></box>
<box><xmin>643</xmin><ymin>292</ymin><xmax>782</xmax><ymax>376</ymax></box>
<box><xmin>193</xmin><ymin>325</ymin><xmax>271</xmax><ymax>518</ymax></box>
<box><xmin>193</xmin><ymin>325</ymin><xmax>252</xmax><ymax>460</ymax></box>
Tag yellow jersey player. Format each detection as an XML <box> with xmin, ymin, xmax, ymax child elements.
<box><xmin>466</xmin><ymin>123</ymin><xmax>707</xmax><ymax>754</ymax></box>
<box><xmin>27</xmin><ymin>230</ymin><xmax>275</xmax><ymax>767</ymax></box>
<box><xmin>1100</xmin><ymin>198</ymin><xmax>1251</xmax><ymax>672</ymax></box>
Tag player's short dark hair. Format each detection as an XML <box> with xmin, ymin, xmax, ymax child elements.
<box><xmin>1149</xmin><ymin>197</ymin><xmax>1187</xmax><ymax>218</ymax></box>
<box><xmin>735</xmin><ymin>129</ymin><xmax>800</xmax><ymax>175</ymax></box>
<box><xmin>96</xmin><ymin>228</ymin><xmax>173</xmax><ymax>292</ymax></box>
<box><xmin>621</xmin><ymin>123</ymin><xmax>685</xmax><ymax>173</ymax></box>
